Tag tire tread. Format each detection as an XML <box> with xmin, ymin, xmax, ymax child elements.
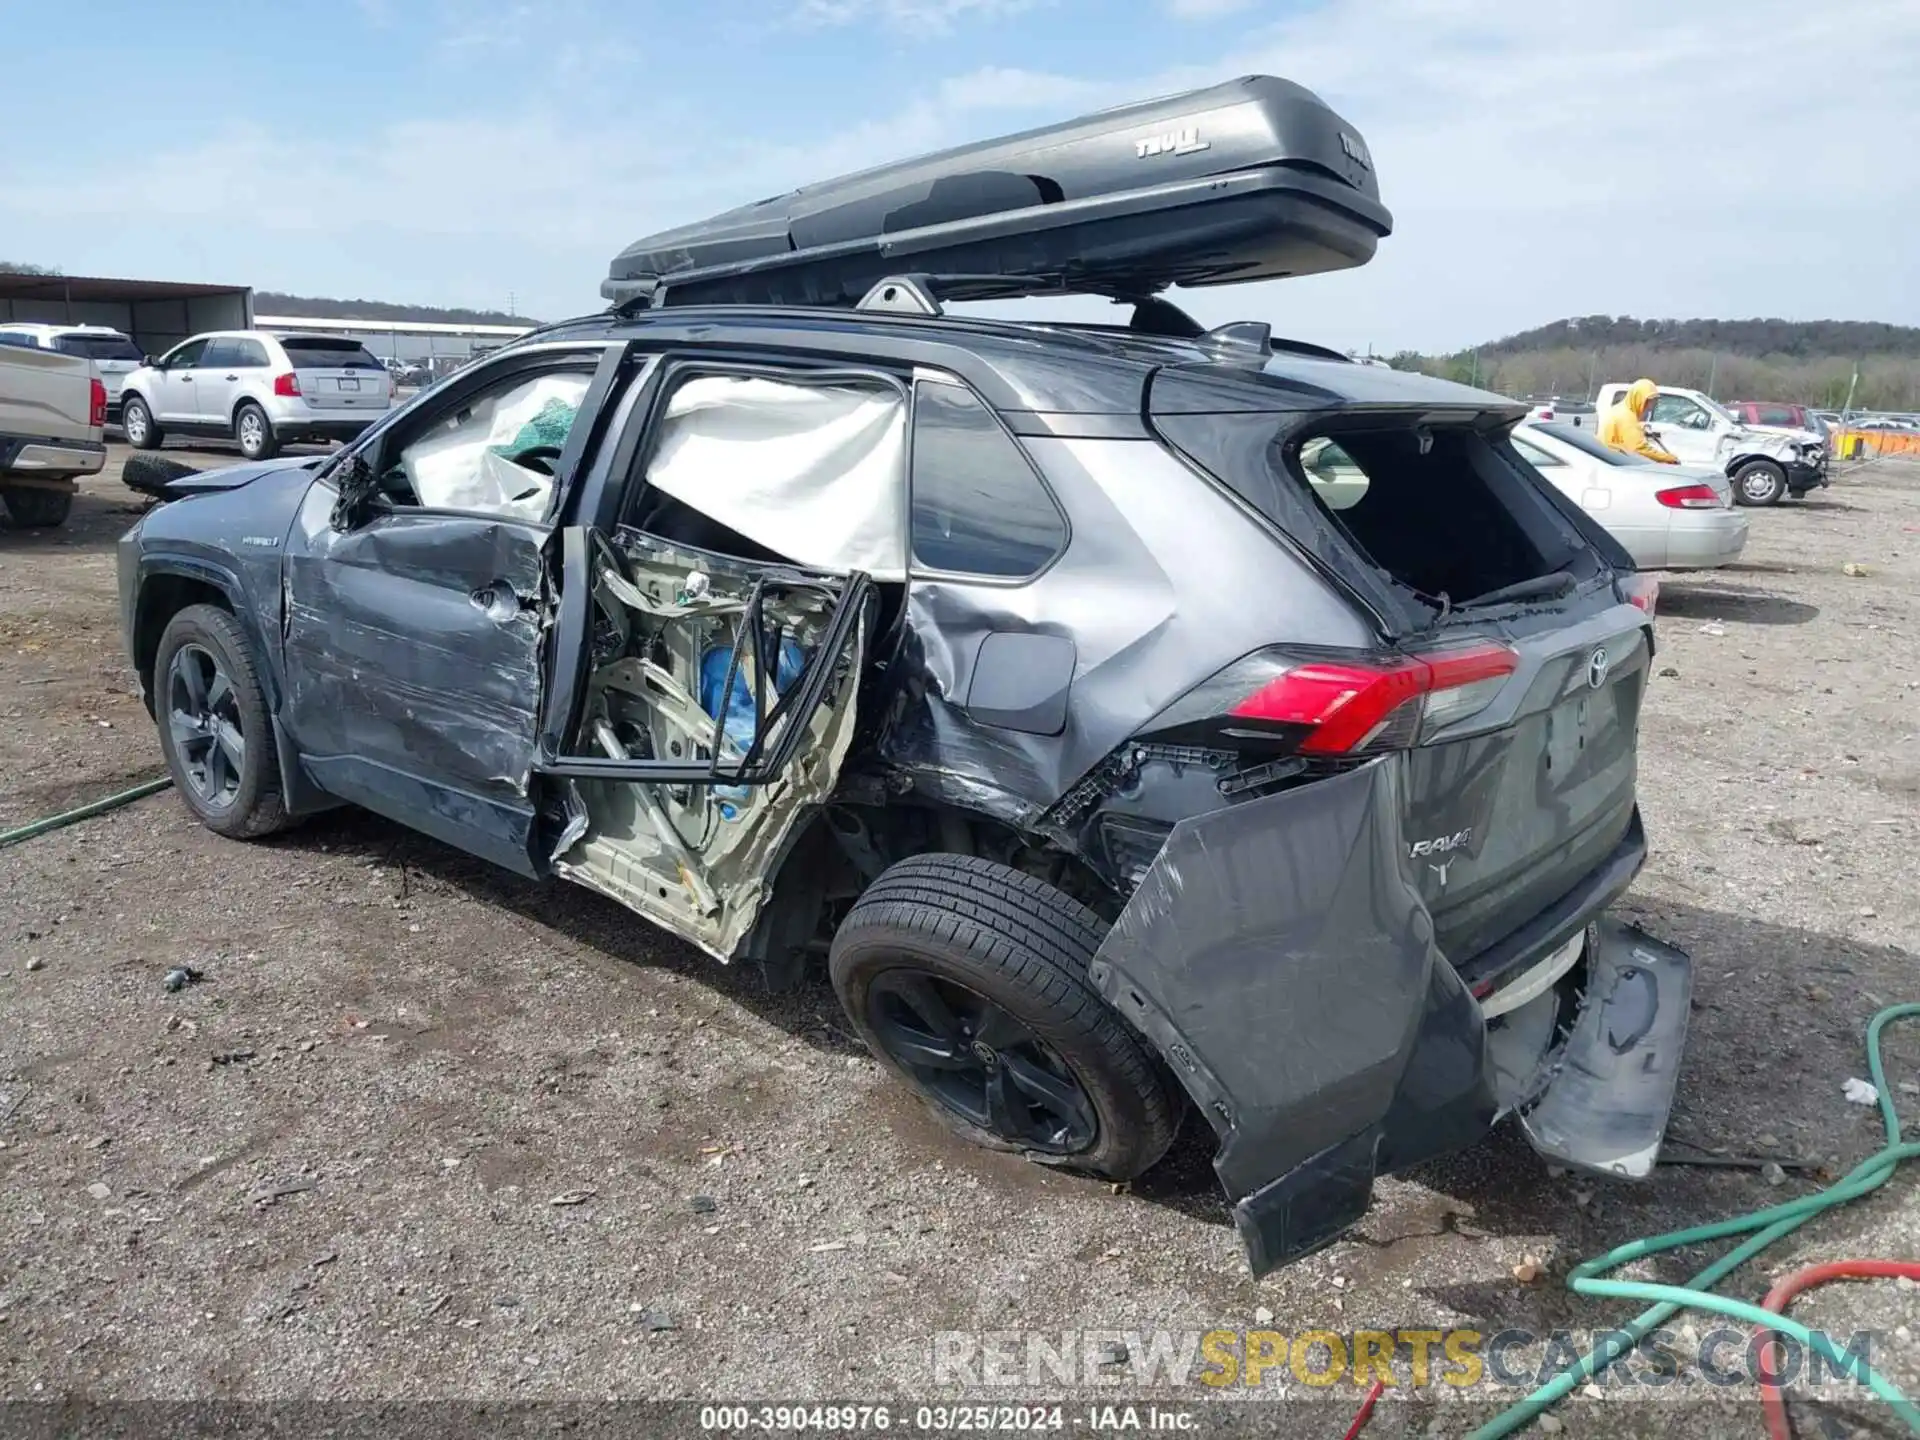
<box><xmin>156</xmin><ymin>603</ymin><xmax>291</xmax><ymax>839</ymax></box>
<box><xmin>831</xmin><ymin>854</ymin><xmax>1177</xmax><ymax>1179</ymax></box>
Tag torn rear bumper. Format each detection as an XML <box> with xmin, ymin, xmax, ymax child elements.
<box><xmin>1518</xmin><ymin>921</ymin><xmax>1691</xmax><ymax>1180</ymax></box>
<box><xmin>1087</xmin><ymin>759</ymin><xmax>1690</xmax><ymax>1276</ymax></box>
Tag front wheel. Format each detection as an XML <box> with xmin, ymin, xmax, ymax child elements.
<box><xmin>122</xmin><ymin>395</ymin><xmax>162</xmax><ymax>450</ymax></box>
<box><xmin>829</xmin><ymin>854</ymin><xmax>1179</xmax><ymax>1180</ymax></box>
<box><xmin>153</xmin><ymin>604</ymin><xmax>291</xmax><ymax>839</ymax></box>
<box><xmin>1732</xmin><ymin>459</ymin><xmax>1787</xmax><ymax>506</ymax></box>
<box><xmin>2</xmin><ymin>485</ymin><xmax>74</xmax><ymax>528</ymax></box>
<box><xmin>234</xmin><ymin>402</ymin><xmax>279</xmax><ymax>461</ymax></box>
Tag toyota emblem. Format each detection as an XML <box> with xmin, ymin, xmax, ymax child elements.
<box><xmin>1586</xmin><ymin>647</ymin><xmax>1611</xmax><ymax>690</ymax></box>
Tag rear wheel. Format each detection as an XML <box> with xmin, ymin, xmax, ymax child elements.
<box><xmin>2</xmin><ymin>485</ymin><xmax>73</xmax><ymax>528</ymax></box>
<box><xmin>1733</xmin><ymin>459</ymin><xmax>1787</xmax><ymax>506</ymax></box>
<box><xmin>829</xmin><ymin>854</ymin><xmax>1178</xmax><ymax>1180</ymax></box>
<box><xmin>234</xmin><ymin>402</ymin><xmax>278</xmax><ymax>461</ymax></box>
<box><xmin>122</xmin><ymin>395</ymin><xmax>162</xmax><ymax>449</ymax></box>
<box><xmin>153</xmin><ymin>604</ymin><xmax>290</xmax><ymax>839</ymax></box>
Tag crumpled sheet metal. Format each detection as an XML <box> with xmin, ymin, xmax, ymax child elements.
<box><xmin>875</xmin><ymin>435</ymin><xmax>1371</xmax><ymax>839</ymax></box>
<box><xmin>1088</xmin><ymin>758</ymin><xmax>1453</xmax><ymax>1200</ymax></box>
<box><xmin>285</xmin><ymin>486</ymin><xmax>548</xmax><ymax>799</ymax></box>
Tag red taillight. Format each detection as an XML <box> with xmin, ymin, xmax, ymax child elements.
<box><xmin>273</xmin><ymin>372</ymin><xmax>301</xmax><ymax>397</ymax></box>
<box><xmin>1230</xmin><ymin>642</ymin><xmax>1518</xmax><ymax>755</ymax></box>
<box><xmin>1619</xmin><ymin>573</ymin><xmax>1659</xmax><ymax>616</ymax></box>
<box><xmin>88</xmin><ymin>376</ymin><xmax>107</xmax><ymax>429</ymax></box>
<box><xmin>1656</xmin><ymin>483</ymin><xmax>1721</xmax><ymax>510</ymax></box>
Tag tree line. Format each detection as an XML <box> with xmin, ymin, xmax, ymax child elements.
<box><xmin>255</xmin><ymin>291</ymin><xmax>535</xmax><ymax>326</ymax></box>
<box><xmin>1388</xmin><ymin>316</ymin><xmax>1920</xmax><ymax>411</ymax></box>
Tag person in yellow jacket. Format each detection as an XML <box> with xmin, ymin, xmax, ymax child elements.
<box><xmin>1598</xmin><ymin>378</ymin><xmax>1679</xmax><ymax>463</ymax></box>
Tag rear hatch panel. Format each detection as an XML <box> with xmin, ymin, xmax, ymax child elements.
<box><xmin>1406</xmin><ymin>603</ymin><xmax>1648</xmax><ymax>972</ymax></box>
<box><xmin>1150</xmin><ymin>377</ymin><xmax>1652</xmax><ymax>972</ymax></box>
<box><xmin>1116</xmin><ymin>368</ymin><xmax>1688</xmax><ymax>1270</ymax></box>
<box><xmin>281</xmin><ymin>339</ymin><xmax>390</xmax><ymax>413</ymax></box>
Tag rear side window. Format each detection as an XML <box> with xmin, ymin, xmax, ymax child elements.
<box><xmin>910</xmin><ymin>380</ymin><xmax>1066</xmax><ymax>578</ymax></box>
<box><xmin>0</xmin><ymin>331</ymin><xmax>36</xmax><ymax>349</ymax></box>
<box><xmin>1755</xmin><ymin>405</ymin><xmax>1799</xmax><ymax>426</ymax></box>
<box><xmin>53</xmin><ymin>332</ymin><xmax>142</xmax><ymax>362</ymax></box>
<box><xmin>204</xmin><ymin>337</ymin><xmax>271</xmax><ymax>368</ymax></box>
<box><xmin>282</xmin><ymin>337</ymin><xmax>384</xmax><ymax>371</ymax></box>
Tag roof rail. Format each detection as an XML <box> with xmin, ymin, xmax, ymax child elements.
<box><xmin>842</xmin><ymin>272</ymin><xmax>1351</xmax><ymax>365</ymax></box>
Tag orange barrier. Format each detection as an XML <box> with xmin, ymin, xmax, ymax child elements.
<box><xmin>1834</xmin><ymin>429</ymin><xmax>1920</xmax><ymax>459</ymax></box>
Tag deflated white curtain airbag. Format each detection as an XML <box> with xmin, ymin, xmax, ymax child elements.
<box><xmin>646</xmin><ymin>376</ymin><xmax>907</xmax><ymax>580</ymax></box>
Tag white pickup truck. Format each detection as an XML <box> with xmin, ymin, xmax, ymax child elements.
<box><xmin>0</xmin><ymin>342</ymin><xmax>107</xmax><ymax>527</ymax></box>
<box><xmin>1595</xmin><ymin>382</ymin><xmax>1827</xmax><ymax>506</ymax></box>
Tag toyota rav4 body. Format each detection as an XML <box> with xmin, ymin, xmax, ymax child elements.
<box><xmin>116</xmin><ymin>76</ymin><xmax>1690</xmax><ymax>1274</ymax></box>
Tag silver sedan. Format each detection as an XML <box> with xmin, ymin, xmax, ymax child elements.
<box><xmin>1513</xmin><ymin>421</ymin><xmax>1749</xmax><ymax>570</ymax></box>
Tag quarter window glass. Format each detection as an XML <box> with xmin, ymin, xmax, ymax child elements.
<box><xmin>910</xmin><ymin>380</ymin><xmax>1066</xmax><ymax>577</ymax></box>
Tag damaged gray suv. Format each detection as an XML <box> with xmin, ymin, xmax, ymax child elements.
<box><xmin>117</xmin><ymin>76</ymin><xmax>1690</xmax><ymax>1274</ymax></box>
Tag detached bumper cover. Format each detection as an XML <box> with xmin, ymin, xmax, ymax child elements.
<box><xmin>1088</xmin><ymin>760</ymin><xmax>1495</xmax><ymax>1274</ymax></box>
<box><xmin>1519</xmin><ymin>920</ymin><xmax>1691</xmax><ymax>1179</ymax></box>
<box><xmin>1087</xmin><ymin>759</ymin><xmax>1690</xmax><ymax>1275</ymax></box>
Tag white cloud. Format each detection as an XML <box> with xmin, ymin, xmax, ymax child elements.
<box><xmin>1163</xmin><ymin>0</ymin><xmax>1257</xmax><ymax>17</ymax></box>
<box><xmin>789</xmin><ymin>0</ymin><xmax>1043</xmax><ymax>34</ymax></box>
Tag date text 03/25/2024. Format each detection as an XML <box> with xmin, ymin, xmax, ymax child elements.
<box><xmin>698</xmin><ymin>1404</ymin><xmax>1197</xmax><ymax>1431</ymax></box>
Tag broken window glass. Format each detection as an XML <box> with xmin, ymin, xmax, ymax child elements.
<box><xmin>395</xmin><ymin>370</ymin><xmax>591</xmax><ymax>521</ymax></box>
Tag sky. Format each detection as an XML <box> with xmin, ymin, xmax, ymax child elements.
<box><xmin>2</xmin><ymin>0</ymin><xmax>1914</xmax><ymax>353</ymax></box>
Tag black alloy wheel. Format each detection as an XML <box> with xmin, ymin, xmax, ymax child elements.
<box><xmin>866</xmin><ymin>969</ymin><xmax>1099</xmax><ymax>1154</ymax></box>
<box><xmin>167</xmin><ymin>641</ymin><xmax>246</xmax><ymax>811</ymax></box>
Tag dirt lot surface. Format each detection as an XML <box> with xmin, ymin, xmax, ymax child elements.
<box><xmin>4</xmin><ymin>447</ymin><xmax>1920</xmax><ymax>1435</ymax></box>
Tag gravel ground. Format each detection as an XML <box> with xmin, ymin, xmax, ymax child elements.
<box><xmin>3</xmin><ymin>448</ymin><xmax>1919</xmax><ymax>1436</ymax></box>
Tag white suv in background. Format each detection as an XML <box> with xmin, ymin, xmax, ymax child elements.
<box><xmin>120</xmin><ymin>331</ymin><xmax>395</xmax><ymax>460</ymax></box>
<box><xmin>0</xmin><ymin>323</ymin><xmax>145</xmax><ymax>423</ymax></box>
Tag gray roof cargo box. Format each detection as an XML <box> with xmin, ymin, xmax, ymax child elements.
<box><xmin>603</xmin><ymin>75</ymin><xmax>1390</xmax><ymax>310</ymax></box>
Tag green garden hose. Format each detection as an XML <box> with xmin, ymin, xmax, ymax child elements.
<box><xmin>1469</xmin><ymin>1003</ymin><xmax>1920</xmax><ymax>1438</ymax></box>
<box><xmin>0</xmin><ymin>776</ymin><xmax>173</xmax><ymax>848</ymax></box>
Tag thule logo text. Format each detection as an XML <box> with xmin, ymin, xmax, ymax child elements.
<box><xmin>1136</xmin><ymin>126</ymin><xmax>1209</xmax><ymax>159</ymax></box>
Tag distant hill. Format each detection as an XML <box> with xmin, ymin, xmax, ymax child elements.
<box><xmin>254</xmin><ymin>291</ymin><xmax>541</xmax><ymax>327</ymax></box>
<box><xmin>1389</xmin><ymin>316</ymin><xmax>1920</xmax><ymax>411</ymax></box>
<box><xmin>1474</xmin><ymin>316</ymin><xmax>1920</xmax><ymax>362</ymax></box>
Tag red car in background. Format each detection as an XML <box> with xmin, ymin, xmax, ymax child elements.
<box><xmin>1727</xmin><ymin>400</ymin><xmax>1815</xmax><ymax>430</ymax></box>
<box><xmin>1727</xmin><ymin>400</ymin><xmax>1831</xmax><ymax>459</ymax></box>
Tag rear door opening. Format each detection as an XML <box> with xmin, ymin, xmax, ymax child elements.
<box><xmin>537</xmin><ymin>527</ymin><xmax>874</xmax><ymax>960</ymax></box>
